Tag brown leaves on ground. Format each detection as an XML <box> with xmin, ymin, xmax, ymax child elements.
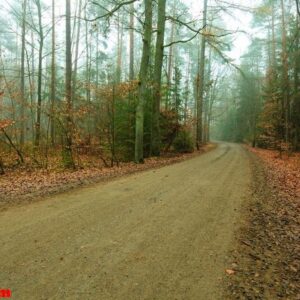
<box><xmin>225</xmin><ymin>269</ymin><xmax>235</xmax><ymax>275</ymax></box>
<box><xmin>248</xmin><ymin>146</ymin><xmax>300</xmax><ymax>199</ymax></box>
<box><xmin>0</xmin><ymin>144</ymin><xmax>216</xmax><ymax>210</ymax></box>
<box><xmin>226</xmin><ymin>147</ymin><xmax>300</xmax><ymax>300</ymax></box>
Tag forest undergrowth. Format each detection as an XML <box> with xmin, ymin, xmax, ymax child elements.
<box><xmin>225</xmin><ymin>147</ymin><xmax>300</xmax><ymax>299</ymax></box>
<box><xmin>0</xmin><ymin>143</ymin><xmax>215</xmax><ymax>210</ymax></box>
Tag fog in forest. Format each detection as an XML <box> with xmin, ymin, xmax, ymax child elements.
<box><xmin>0</xmin><ymin>0</ymin><xmax>299</xmax><ymax>169</ymax></box>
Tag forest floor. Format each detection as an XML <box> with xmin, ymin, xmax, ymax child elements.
<box><xmin>0</xmin><ymin>142</ymin><xmax>251</xmax><ymax>299</ymax></box>
<box><xmin>0</xmin><ymin>144</ymin><xmax>215</xmax><ymax>211</ymax></box>
<box><xmin>226</xmin><ymin>147</ymin><xmax>300</xmax><ymax>299</ymax></box>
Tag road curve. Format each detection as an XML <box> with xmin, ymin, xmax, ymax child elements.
<box><xmin>0</xmin><ymin>143</ymin><xmax>252</xmax><ymax>300</ymax></box>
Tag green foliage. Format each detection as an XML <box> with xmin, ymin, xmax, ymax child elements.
<box><xmin>160</xmin><ymin>110</ymin><xmax>180</xmax><ymax>151</ymax></box>
<box><xmin>173</xmin><ymin>130</ymin><xmax>194</xmax><ymax>153</ymax></box>
<box><xmin>61</xmin><ymin>146</ymin><xmax>75</xmax><ymax>169</ymax></box>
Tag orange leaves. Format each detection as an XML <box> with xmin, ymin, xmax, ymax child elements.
<box><xmin>225</xmin><ymin>269</ymin><xmax>235</xmax><ymax>275</ymax></box>
<box><xmin>0</xmin><ymin>119</ymin><xmax>14</xmax><ymax>130</ymax></box>
<box><xmin>248</xmin><ymin>147</ymin><xmax>300</xmax><ymax>199</ymax></box>
<box><xmin>94</xmin><ymin>81</ymin><xmax>138</xmax><ymax>102</ymax></box>
<box><xmin>0</xmin><ymin>145</ymin><xmax>214</xmax><ymax>207</ymax></box>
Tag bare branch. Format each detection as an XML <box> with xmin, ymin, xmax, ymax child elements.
<box><xmin>85</xmin><ymin>0</ymin><xmax>139</xmax><ymax>22</ymax></box>
<box><xmin>207</xmin><ymin>40</ymin><xmax>246</xmax><ymax>78</ymax></box>
<box><xmin>164</xmin><ymin>25</ymin><xmax>206</xmax><ymax>48</ymax></box>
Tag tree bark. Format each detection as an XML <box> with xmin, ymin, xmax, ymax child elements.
<box><xmin>116</xmin><ymin>12</ymin><xmax>124</xmax><ymax>83</ymax></box>
<box><xmin>280</xmin><ymin>0</ymin><xmax>290</xmax><ymax>145</ymax></box>
<box><xmin>72</xmin><ymin>0</ymin><xmax>82</xmax><ymax>102</ymax></box>
<box><xmin>20</xmin><ymin>0</ymin><xmax>27</xmax><ymax>146</ymax></box>
<box><xmin>34</xmin><ymin>0</ymin><xmax>44</xmax><ymax>147</ymax></box>
<box><xmin>151</xmin><ymin>0</ymin><xmax>167</xmax><ymax>156</ymax></box>
<box><xmin>196</xmin><ymin>0</ymin><xmax>208</xmax><ymax>149</ymax></box>
<box><xmin>166</xmin><ymin>5</ymin><xmax>176</xmax><ymax>110</ymax></box>
<box><xmin>129</xmin><ymin>2</ymin><xmax>135</xmax><ymax>81</ymax></box>
<box><xmin>63</xmin><ymin>0</ymin><xmax>75</xmax><ymax>168</ymax></box>
<box><xmin>50</xmin><ymin>0</ymin><xmax>56</xmax><ymax>145</ymax></box>
<box><xmin>134</xmin><ymin>0</ymin><xmax>153</xmax><ymax>163</ymax></box>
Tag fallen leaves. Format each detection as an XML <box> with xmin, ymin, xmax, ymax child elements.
<box><xmin>0</xmin><ymin>144</ymin><xmax>216</xmax><ymax>210</ymax></box>
<box><xmin>225</xmin><ymin>269</ymin><xmax>235</xmax><ymax>275</ymax></box>
<box><xmin>225</xmin><ymin>147</ymin><xmax>300</xmax><ymax>299</ymax></box>
<box><xmin>247</xmin><ymin>146</ymin><xmax>300</xmax><ymax>199</ymax></box>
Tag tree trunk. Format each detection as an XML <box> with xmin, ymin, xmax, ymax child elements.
<box><xmin>63</xmin><ymin>0</ymin><xmax>75</xmax><ymax>169</ymax></box>
<box><xmin>20</xmin><ymin>0</ymin><xmax>27</xmax><ymax>146</ymax></box>
<box><xmin>129</xmin><ymin>2</ymin><xmax>135</xmax><ymax>81</ymax></box>
<box><xmin>280</xmin><ymin>0</ymin><xmax>290</xmax><ymax>146</ymax></box>
<box><xmin>134</xmin><ymin>0</ymin><xmax>153</xmax><ymax>163</ymax></box>
<box><xmin>196</xmin><ymin>0</ymin><xmax>208</xmax><ymax>149</ymax></box>
<box><xmin>166</xmin><ymin>5</ymin><xmax>175</xmax><ymax>110</ymax></box>
<box><xmin>116</xmin><ymin>12</ymin><xmax>123</xmax><ymax>83</ymax></box>
<box><xmin>293</xmin><ymin>15</ymin><xmax>300</xmax><ymax>149</ymax></box>
<box><xmin>72</xmin><ymin>0</ymin><xmax>82</xmax><ymax>102</ymax></box>
<box><xmin>151</xmin><ymin>0</ymin><xmax>167</xmax><ymax>156</ymax></box>
<box><xmin>35</xmin><ymin>0</ymin><xmax>44</xmax><ymax>147</ymax></box>
<box><xmin>50</xmin><ymin>0</ymin><xmax>56</xmax><ymax>145</ymax></box>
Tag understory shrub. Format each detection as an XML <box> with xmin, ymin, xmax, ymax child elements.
<box><xmin>173</xmin><ymin>130</ymin><xmax>194</xmax><ymax>153</ymax></box>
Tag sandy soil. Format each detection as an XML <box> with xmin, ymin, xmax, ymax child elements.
<box><xmin>0</xmin><ymin>142</ymin><xmax>252</xmax><ymax>299</ymax></box>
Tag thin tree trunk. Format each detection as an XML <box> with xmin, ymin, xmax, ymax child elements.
<box><xmin>20</xmin><ymin>0</ymin><xmax>27</xmax><ymax>146</ymax></box>
<box><xmin>135</xmin><ymin>0</ymin><xmax>153</xmax><ymax>163</ymax></box>
<box><xmin>166</xmin><ymin>7</ymin><xmax>175</xmax><ymax>110</ymax></box>
<box><xmin>271</xmin><ymin>3</ymin><xmax>276</xmax><ymax>69</ymax></box>
<box><xmin>116</xmin><ymin>12</ymin><xmax>124</xmax><ymax>83</ymax></box>
<box><xmin>63</xmin><ymin>0</ymin><xmax>75</xmax><ymax>168</ymax></box>
<box><xmin>151</xmin><ymin>0</ymin><xmax>167</xmax><ymax>156</ymax></box>
<box><xmin>129</xmin><ymin>2</ymin><xmax>135</xmax><ymax>81</ymax></box>
<box><xmin>184</xmin><ymin>55</ymin><xmax>191</xmax><ymax>125</ymax></box>
<box><xmin>196</xmin><ymin>0</ymin><xmax>208</xmax><ymax>149</ymax></box>
<box><xmin>85</xmin><ymin>16</ymin><xmax>91</xmax><ymax>104</ymax></box>
<box><xmin>293</xmin><ymin>15</ymin><xmax>300</xmax><ymax>149</ymax></box>
<box><xmin>72</xmin><ymin>0</ymin><xmax>82</xmax><ymax>102</ymax></box>
<box><xmin>203</xmin><ymin>45</ymin><xmax>212</xmax><ymax>144</ymax></box>
<box><xmin>50</xmin><ymin>0</ymin><xmax>56</xmax><ymax>145</ymax></box>
<box><xmin>35</xmin><ymin>0</ymin><xmax>44</xmax><ymax>147</ymax></box>
<box><xmin>280</xmin><ymin>0</ymin><xmax>290</xmax><ymax>146</ymax></box>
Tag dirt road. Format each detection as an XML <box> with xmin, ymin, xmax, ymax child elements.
<box><xmin>0</xmin><ymin>143</ymin><xmax>252</xmax><ymax>300</ymax></box>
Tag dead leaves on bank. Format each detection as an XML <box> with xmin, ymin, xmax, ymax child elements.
<box><xmin>0</xmin><ymin>144</ymin><xmax>215</xmax><ymax>210</ymax></box>
<box><xmin>248</xmin><ymin>146</ymin><xmax>300</xmax><ymax>199</ymax></box>
<box><xmin>225</xmin><ymin>146</ymin><xmax>300</xmax><ymax>299</ymax></box>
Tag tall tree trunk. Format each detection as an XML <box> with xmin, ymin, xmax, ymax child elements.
<box><xmin>20</xmin><ymin>0</ymin><xmax>27</xmax><ymax>146</ymax></box>
<box><xmin>30</xmin><ymin>20</ymin><xmax>36</xmax><ymax>142</ymax></box>
<box><xmin>116</xmin><ymin>12</ymin><xmax>124</xmax><ymax>83</ymax></box>
<box><xmin>35</xmin><ymin>0</ymin><xmax>44</xmax><ymax>147</ymax></box>
<box><xmin>72</xmin><ymin>0</ymin><xmax>82</xmax><ymax>101</ymax></box>
<box><xmin>203</xmin><ymin>45</ymin><xmax>212</xmax><ymax>144</ymax></box>
<box><xmin>184</xmin><ymin>54</ymin><xmax>191</xmax><ymax>125</ymax></box>
<box><xmin>293</xmin><ymin>15</ymin><xmax>300</xmax><ymax>149</ymax></box>
<box><xmin>50</xmin><ymin>0</ymin><xmax>56</xmax><ymax>145</ymax></box>
<box><xmin>129</xmin><ymin>2</ymin><xmax>135</xmax><ymax>81</ymax></box>
<box><xmin>134</xmin><ymin>0</ymin><xmax>153</xmax><ymax>163</ymax></box>
<box><xmin>280</xmin><ymin>0</ymin><xmax>290</xmax><ymax>145</ymax></box>
<box><xmin>151</xmin><ymin>0</ymin><xmax>167</xmax><ymax>156</ymax></box>
<box><xmin>63</xmin><ymin>0</ymin><xmax>75</xmax><ymax>168</ymax></box>
<box><xmin>166</xmin><ymin>6</ymin><xmax>175</xmax><ymax>110</ymax></box>
<box><xmin>196</xmin><ymin>0</ymin><xmax>208</xmax><ymax>149</ymax></box>
<box><xmin>271</xmin><ymin>3</ymin><xmax>276</xmax><ymax>69</ymax></box>
<box><xmin>85</xmin><ymin>16</ymin><xmax>91</xmax><ymax>104</ymax></box>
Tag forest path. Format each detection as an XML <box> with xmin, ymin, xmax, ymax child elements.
<box><xmin>0</xmin><ymin>143</ymin><xmax>252</xmax><ymax>300</ymax></box>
